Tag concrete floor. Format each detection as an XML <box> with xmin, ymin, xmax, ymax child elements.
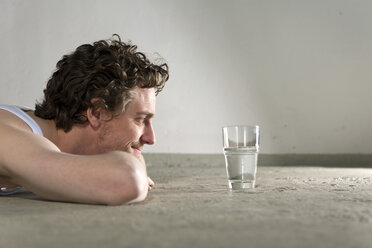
<box><xmin>1</xmin><ymin>154</ymin><xmax>372</xmax><ymax>248</ymax></box>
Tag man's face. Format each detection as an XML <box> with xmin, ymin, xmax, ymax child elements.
<box><xmin>95</xmin><ymin>87</ymin><xmax>156</xmax><ymax>158</ymax></box>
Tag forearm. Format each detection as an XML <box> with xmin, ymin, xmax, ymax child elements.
<box><xmin>13</xmin><ymin>151</ymin><xmax>149</xmax><ymax>205</ymax></box>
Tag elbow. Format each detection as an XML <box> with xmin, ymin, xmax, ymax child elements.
<box><xmin>117</xmin><ymin>168</ymin><xmax>149</xmax><ymax>205</ymax></box>
<box><xmin>103</xmin><ymin>167</ymin><xmax>149</xmax><ymax>206</ymax></box>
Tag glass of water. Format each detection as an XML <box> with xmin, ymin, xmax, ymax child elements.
<box><xmin>222</xmin><ymin>125</ymin><xmax>260</xmax><ymax>190</ymax></box>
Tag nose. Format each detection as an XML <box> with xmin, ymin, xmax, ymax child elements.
<box><xmin>140</xmin><ymin>122</ymin><xmax>155</xmax><ymax>145</ymax></box>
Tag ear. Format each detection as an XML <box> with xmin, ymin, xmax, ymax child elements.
<box><xmin>86</xmin><ymin>107</ymin><xmax>102</xmax><ymax>129</ymax></box>
<box><xmin>86</xmin><ymin>99</ymin><xmax>111</xmax><ymax>129</ymax></box>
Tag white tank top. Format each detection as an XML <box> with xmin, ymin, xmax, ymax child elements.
<box><xmin>0</xmin><ymin>105</ymin><xmax>43</xmax><ymax>136</ymax></box>
<box><xmin>0</xmin><ymin>104</ymin><xmax>44</xmax><ymax>195</ymax></box>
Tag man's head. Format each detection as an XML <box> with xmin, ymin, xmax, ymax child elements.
<box><xmin>35</xmin><ymin>34</ymin><xmax>169</xmax><ymax>132</ymax></box>
<box><xmin>92</xmin><ymin>87</ymin><xmax>157</xmax><ymax>157</ymax></box>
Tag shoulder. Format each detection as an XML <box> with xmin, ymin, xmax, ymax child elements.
<box><xmin>0</xmin><ymin>108</ymin><xmax>33</xmax><ymax>133</ymax></box>
<box><xmin>0</xmin><ymin>113</ymin><xmax>59</xmax><ymax>177</ymax></box>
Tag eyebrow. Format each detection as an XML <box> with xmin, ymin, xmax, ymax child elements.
<box><xmin>135</xmin><ymin>111</ymin><xmax>154</xmax><ymax>118</ymax></box>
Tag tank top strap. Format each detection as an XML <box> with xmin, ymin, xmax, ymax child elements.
<box><xmin>0</xmin><ymin>104</ymin><xmax>44</xmax><ymax>136</ymax></box>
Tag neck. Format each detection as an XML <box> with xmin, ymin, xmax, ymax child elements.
<box><xmin>53</xmin><ymin>124</ymin><xmax>99</xmax><ymax>154</ymax></box>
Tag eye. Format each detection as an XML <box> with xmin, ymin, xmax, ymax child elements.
<box><xmin>135</xmin><ymin>117</ymin><xmax>146</xmax><ymax>124</ymax></box>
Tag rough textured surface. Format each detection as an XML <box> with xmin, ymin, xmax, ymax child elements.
<box><xmin>1</xmin><ymin>154</ymin><xmax>372</xmax><ymax>248</ymax></box>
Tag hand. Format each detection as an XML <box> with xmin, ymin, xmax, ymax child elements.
<box><xmin>135</xmin><ymin>154</ymin><xmax>154</xmax><ymax>191</ymax></box>
<box><xmin>148</xmin><ymin>177</ymin><xmax>154</xmax><ymax>191</ymax></box>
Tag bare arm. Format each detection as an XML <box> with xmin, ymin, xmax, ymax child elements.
<box><xmin>0</xmin><ymin>124</ymin><xmax>149</xmax><ymax>205</ymax></box>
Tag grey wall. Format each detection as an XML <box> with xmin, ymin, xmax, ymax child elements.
<box><xmin>1</xmin><ymin>0</ymin><xmax>372</xmax><ymax>154</ymax></box>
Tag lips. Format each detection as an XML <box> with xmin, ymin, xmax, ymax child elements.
<box><xmin>132</xmin><ymin>147</ymin><xmax>142</xmax><ymax>152</ymax></box>
<box><xmin>130</xmin><ymin>141</ymin><xmax>144</xmax><ymax>156</ymax></box>
<box><xmin>131</xmin><ymin>141</ymin><xmax>143</xmax><ymax>150</ymax></box>
<box><xmin>131</xmin><ymin>146</ymin><xmax>143</xmax><ymax>156</ymax></box>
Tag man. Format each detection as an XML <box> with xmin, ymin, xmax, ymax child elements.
<box><xmin>0</xmin><ymin>35</ymin><xmax>169</xmax><ymax>205</ymax></box>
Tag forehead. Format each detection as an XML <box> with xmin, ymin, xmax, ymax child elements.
<box><xmin>125</xmin><ymin>88</ymin><xmax>156</xmax><ymax>114</ymax></box>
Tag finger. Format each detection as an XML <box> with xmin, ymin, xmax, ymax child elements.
<box><xmin>148</xmin><ymin>177</ymin><xmax>155</xmax><ymax>187</ymax></box>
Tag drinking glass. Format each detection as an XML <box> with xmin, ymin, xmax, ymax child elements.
<box><xmin>222</xmin><ymin>125</ymin><xmax>260</xmax><ymax>189</ymax></box>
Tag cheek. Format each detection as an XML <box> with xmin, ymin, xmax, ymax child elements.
<box><xmin>120</xmin><ymin>125</ymin><xmax>142</xmax><ymax>142</ymax></box>
<box><xmin>132</xmin><ymin>128</ymin><xmax>143</xmax><ymax>140</ymax></box>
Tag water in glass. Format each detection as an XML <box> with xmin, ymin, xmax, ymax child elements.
<box><xmin>223</xmin><ymin>147</ymin><xmax>257</xmax><ymax>189</ymax></box>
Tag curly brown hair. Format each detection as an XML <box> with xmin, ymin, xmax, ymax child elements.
<box><xmin>35</xmin><ymin>34</ymin><xmax>169</xmax><ymax>132</ymax></box>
